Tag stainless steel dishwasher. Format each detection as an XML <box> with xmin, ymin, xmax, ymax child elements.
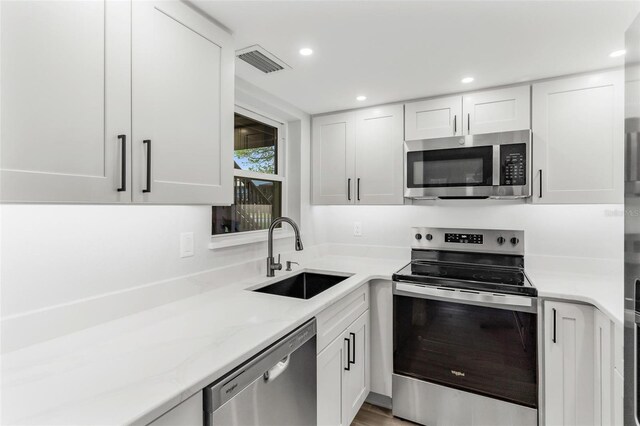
<box><xmin>203</xmin><ymin>319</ymin><xmax>317</xmax><ymax>426</ymax></box>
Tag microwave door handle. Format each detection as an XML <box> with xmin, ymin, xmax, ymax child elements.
<box><xmin>492</xmin><ymin>145</ymin><xmax>500</xmax><ymax>186</ymax></box>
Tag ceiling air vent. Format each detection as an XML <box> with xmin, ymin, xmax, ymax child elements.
<box><xmin>236</xmin><ymin>45</ymin><xmax>291</xmax><ymax>74</ymax></box>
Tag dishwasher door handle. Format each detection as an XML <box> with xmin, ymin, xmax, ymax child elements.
<box><xmin>263</xmin><ymin>356</ymin><xmax>290</xmax><ymax>383</ymax></box>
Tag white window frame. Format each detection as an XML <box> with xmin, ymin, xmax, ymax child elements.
<box><xmin>210</xmin><ymin>105</ymin><xmax>288</xmax><ymax>249</ymax></box>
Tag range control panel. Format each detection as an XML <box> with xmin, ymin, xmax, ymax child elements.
<box><xmin>412</xmin><ymin>227</ymin><xmax>524</xmax><ymax>255</ymax></box>
<box><xmin>444</xmin><ymin>233</ymin><xmax>483</xmax><ymax>244</ymax></box>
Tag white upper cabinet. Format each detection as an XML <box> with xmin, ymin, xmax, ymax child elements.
<box><xmin>312</xmin><ymin>112</ymin><xmax>356</xmax><ymax>205</ymax></box>
<box><xmin>312</xmin><ymin>106</ymin><xmax>403</xmax><ymax>205</ymax></box>
<box><xmin>1</xmin><ymin>1</ymin><xmax>131</xmax><ymax>202</ymax></box>
<box><xmin>532</xmin><ymin>70</ymin><xmax>623</xmax><ymax>204</ymax></box>
<box><xmin>463</xmin><ymin>85</ymin><xmax>531</xmax><ymax>135</ymax></box>
<box><xmin>404</xmin><ymin>96</ymin><xmax>462</xmax><ymax>140</ymax></box>
<box><xmin>132</xmin><ymin>1</ymin><xmax>234</xmax><ymax>204</ymax></box>
<box><xmin>404</xmin><ymin>86</ymin><xmax>530</xmax><ymax>141</ymax></box>
<box><xmin>1</xmin><ymin>0</ymin><xmax>234</xmax><ymax>205</ymax></box>
<box><xmin>354</xmin><ymin>105</ymin><xmax>404</xmax><ymax>205</ymax></box>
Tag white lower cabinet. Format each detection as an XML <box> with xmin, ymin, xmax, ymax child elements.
<box><xmin>594</xmin><ymin>309</ymin><xmax>615</xmax><ymax>426</ymax></box>
<box><xmin>317</xmin><ymin>310</ymin><xmax>370</xmax><ymax>426</ymax></box>
<box><xmin>544</xmin><ymin>301</ymin><xmax>618</xmax><ymax>426</ymax></box>
<box><xmin>148</xmin><ymin>391</ymin><xmax>203</xmax><ymax>426</ymax></box>
<box><xmin>369</xmin><ymin>279</ymin><xmax>393</xmax><ymax>398</ymax></box>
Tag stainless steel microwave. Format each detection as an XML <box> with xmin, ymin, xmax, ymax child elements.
<box><xmin>404</xmin><ymin>129</ymin><xmax>532</xmax><ymax>199</ymax></box>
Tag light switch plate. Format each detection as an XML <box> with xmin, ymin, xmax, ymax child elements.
<box><xmin>180</xmin><ymin>232</ymin><xmax>194</xmax><ymax>258</ymax></box>
<box><xmin>353</xmin><ymin>222</ymin><xmax>362</xmax><ymax>237</ymax></box>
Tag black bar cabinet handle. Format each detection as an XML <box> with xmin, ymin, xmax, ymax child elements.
<box><xmin>117</xmin><ymin>134</ymin><xmax>126</xmax><ymax>192</ymax></box>
<box><xmin>453</xmin><ymin>115</ymin><xmax>457</xmax><ymax>134</ymax></box>
<box><xmin>143</xmin><ymin>139</ymin><xmax>151</xmax><ymax>193</ymax></box>
<box><xmin>539</xmin><ymin>169</ymin><xmax>543</xmax><ymax>198</ymax></box>
<box><xmin>344</xmin><ymin>338</ymin><xmax>351</xmax><ymax>371</ymax></box>
<box><xmin>349</xmin><ymin>332</ymin><xmax>356</xmax><ymax>365</ymax></box>
<box><xmin>357</xmin><ymin>178</ymin><xmax>361</xmax><ymax>201</ymax></box>
<box><xmin>347</xmin><ymin>178</ymin><xmax>351</xmax><ymax>201</ymax></box>
<box><xmin>467</xmin><ymin>113</ymin><xmax>471</xmax><ymax>133</ymax></box>
<box><xmin>552</xmin><ymin>308</ymin><xmax>557</xmax><ymax>343</ymax></box>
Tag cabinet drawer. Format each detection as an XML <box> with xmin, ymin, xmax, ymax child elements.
<box><xmin>316</xmin><ymin>284</ymin><xmax>369</xmax><ymax>353</ymax></box>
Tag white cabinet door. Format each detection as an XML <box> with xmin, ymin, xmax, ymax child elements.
<box><xmin>544</xmin><ymin>301</ymin><xmax>595</xmax><ymax>426</ymax></box>
<box><xmin>317</xmin><ymin>330</ymin><xmax>348</xmax><ymax>426</ymax></box>
<box><xmin>532</xmin><ymin>70</ymin><xmax>623</xmax><ymax>204</ymax></box>
<box><xmin>312</xmin><ymin>112</ymin><xmax>356</xmax><ymax>205</ymax></box>
<box><xmin>344</xmin><ymin>310</ymin><xmax>370</xmax><ymax>425</ymax></box>
<box><xmin>369</xmin><ymin>280</ymin><xmax>393</xmax><ymax>398</ymax></box>
<box><xmin>132</xmin><ymin>1</ymin><xmax>234</xmax><ymax>204</ymax></box>
<box><xmin>594</xmin><ymin>310</ymin><xmax>614</xmax><ymax>426</ymax></box>
<box><xmin>404</xmin><ymin>96</ymin><xmax>462</xmax><ymax>140</ymax></box>
<box><xmin>1</xmin><ymin>1</ymin><xmax>131</xmax><ymax>202</ymax></box>
<box><xmin>148</xmin><ymin>391</ymin><xmax>203</xmax><ymax>426</ymax></box>
<box><xmin>355</xmin><ymin>105</ymin><xmax>404</xmax><ymax>205</ymax></box>
<box><xmin>462</xmin><ymin>85</ymin><xmax>530</xmax><ymax>135</ymax></box>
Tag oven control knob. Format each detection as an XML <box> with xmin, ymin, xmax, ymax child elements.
<box><xmin>497</xmin><ymin>236</ymin><xmax>506</xmax><ymax>245</ymax></box>
<box><xmin>510</xmin><ymin>237</ymin><xmax>520</xmax><ymax>246</ymax></box>
<box><xmin>415</xmin><ymin>233</ymin><xmax>422</xmax><ymax>240</ymax></box>
<box><xmin>425</xmin><ymin>234</ymin><xmax>433</xmax><ymax>241</ymax></box>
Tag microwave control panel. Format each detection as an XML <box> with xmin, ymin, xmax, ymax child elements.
<box><xmin>444</xmin><ymin>233</ymin><xmax>483</xmax><ymax>244</ymax></box>
<box><xmin>500</xmin><ymin>143</ymin><xmax>526</xmax><ymax>186</ymax></box>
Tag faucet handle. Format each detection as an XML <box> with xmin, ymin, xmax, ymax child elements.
<box><xmin>273</xmin><ymin>254</ymin><xmax>282</xmax><ymax>270</ymax></box>
<box><xmin>286</xmin><ymin>261</ymin><xmax>299</xmax><ymax>271</ymax></box>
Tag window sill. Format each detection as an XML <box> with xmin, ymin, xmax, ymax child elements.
<box><xmin>208</xmin><ymin>230</ymin><xmax>293</xmax><ymax>250</ymax></box>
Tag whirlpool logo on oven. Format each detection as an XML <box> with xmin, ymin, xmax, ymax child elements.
<box><xmin>450</xmin><ymin>370</ymin><xmax>465</xmax><ymax>377</ymax></box>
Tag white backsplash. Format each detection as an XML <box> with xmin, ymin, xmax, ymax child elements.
<box><xmin>310</xmin><ymin>202</ymin><xmax>623</xmax><ymax>260</ymax></box>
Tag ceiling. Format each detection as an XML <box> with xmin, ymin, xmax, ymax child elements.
<box><xmin>194</xmin><ymin>1</ymin><xmax>640</xmax><ymax>114</ymax></box>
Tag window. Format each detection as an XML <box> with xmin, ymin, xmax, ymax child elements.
<box><xmin>212</xmin><ymin>109</ymin><xmax>285</xmax><ymax>235</ymax></box>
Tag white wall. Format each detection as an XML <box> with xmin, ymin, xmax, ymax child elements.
<box><xmin>310</xmin><ymin>202</ymin><xmax>623</xmax><ymax>260</ymax></box>
<box><xmin>0</xmin><ymin>77</ymin><xmax>312</xmax><ymax>319</ymax></box>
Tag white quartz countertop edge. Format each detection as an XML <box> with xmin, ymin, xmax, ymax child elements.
<box><xmin>2</xmin><ymin>257</ymin><xmax>404</xmax><ymax>426</ymax></box>
<box><xmin>2</xmin><ymin>253</ymin><xmax>620</xmax><ymax>425</ymax></box>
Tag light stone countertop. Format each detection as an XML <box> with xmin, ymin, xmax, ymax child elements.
<box><xmin>1</xmin><ymin>255</ymin><xmax>406</xmax><ymax>426</ymax></box>
<box><xmin>1</xmin><ymin>250</ymin><xmax>621</xmax><ymax>425</ymax></box>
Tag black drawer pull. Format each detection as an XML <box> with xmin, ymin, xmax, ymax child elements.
<box><xmin>347</xmin><ymin>178</ymin><xmax>351</xmax><ymax>201</ymax></box>
<box><xmin>143</xmin><ymin>139</ymin><xmax>151</xmax><ymax>193</ymax></box>
<box><xmin>539</xmin><ymin>169</ymin><xmax>543</xmax><ymax>198</ymax></box>
<box><xmin>344</xmin><ymin>338</ymin><xmax>351</xmax><ymax>371</ymax></box>
<box><xmin>552</xmin><ymin>308</ymin><xmax>557</xmax><ymax>343</ymax></box>
<box><xmin>349</xmin><ymin>332</ymin><xmax>356</xmax><ymax>365</ymax></box>
<box><xmin>117</xmin><ymin>134</ymin><xmax>126</xmax><ymax>192</ymax></box>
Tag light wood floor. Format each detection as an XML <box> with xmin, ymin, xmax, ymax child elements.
<box><xmin>351</xmin><ymin>403</ymin><xmax>416</xmax><ymax>426</ymax></box>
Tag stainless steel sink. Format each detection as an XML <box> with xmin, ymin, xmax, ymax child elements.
<box><xmin>253</xmin><ymin>272</ymin><xmax>349</xmax><ymax>300</ymax></box>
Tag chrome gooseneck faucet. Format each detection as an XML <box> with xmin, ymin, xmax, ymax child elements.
<box><xmin>267</xmin><ymin>217</ymin><xmax>303</xmax><ymax>277</ymax></box>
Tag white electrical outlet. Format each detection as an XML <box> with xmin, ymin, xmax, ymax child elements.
<box><xmin>353</xmin><ymin>221</ymin><xmax>362</xmax><ymax>237</ymax></box>
<box><xmin>180</xmin><ymin>232</ymin><xmax>194</xmax><ymax>258</ymax></box>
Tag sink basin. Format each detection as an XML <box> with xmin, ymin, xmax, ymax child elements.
<box><xmin>253</xmin><ymin>272</ymin><xmax>349</xmax><ymax>300</ymax></box>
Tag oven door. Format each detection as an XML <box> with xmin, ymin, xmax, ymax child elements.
<box><xmin>393</xmin><ymin>281</ymin><xmax>538</xmax><ymax>409</ymax></box>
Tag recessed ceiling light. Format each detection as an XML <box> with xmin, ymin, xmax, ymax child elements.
<box><xmin>461</xmin><ymin>77</ymin><xmax>474</xmax><ymax>84</ymax></box>
<box><xmin>299</xmin><ymin>48</ymin><xmax>313</xmax><ymax>56</ymax></box>
<box><xmin>610</xmin><ymin>49</ymin><xmax>626</xmax><ymax>58</ymax></box>
<box><xmin>356</xmin><ymin>95</ymin><xmax>367</xmax><ymax>101</ymax></box>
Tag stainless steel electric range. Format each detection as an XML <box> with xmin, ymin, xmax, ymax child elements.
<box><xmin>392</xmin><ymin>227</ymin><xmax>539</xmax><ymax>426</ymax></box>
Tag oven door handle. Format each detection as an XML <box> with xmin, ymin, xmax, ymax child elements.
<box><xmin>393</xmin><ymin>281</ymin><xmax>536</xmax><ymax>312</ymax></box>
